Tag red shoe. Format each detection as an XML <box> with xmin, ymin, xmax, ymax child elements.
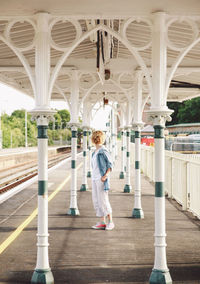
<box><xmin>92</xmin><ymin>222</ymin><xmax>106</xmax><ymax>230</ymax></box>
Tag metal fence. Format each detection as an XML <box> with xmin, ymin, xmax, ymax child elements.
<box><xmin>140</xmin><ymin>145</ymin><xmax>200</xmax><ymax>219</ymax></box>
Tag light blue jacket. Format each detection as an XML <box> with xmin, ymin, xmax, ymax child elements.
<box><xmin>92</xmin><ymin>146</ymin><xmax>113</xmax><ymax>190</ymax></box>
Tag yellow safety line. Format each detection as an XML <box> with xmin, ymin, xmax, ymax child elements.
<box><xmin>0</xmin><ymin>162</ymin><xmax>83</xmax><ymax>255</ymax></box>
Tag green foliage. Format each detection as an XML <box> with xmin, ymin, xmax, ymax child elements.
<box><xmin>1</xmin><ymin>110</ymin><xmax>37</xmax><ymax>148</ymax></box>
<box><xmin>58</xmin><ymin>109</ymin><xmax>70</xmax><ymax>128</ymax></box>
<box><xmin>1</xmin><ymin>109</ymin><xmax>72</xmax><ymax>148</ymax></box>
<box><xmin>167</xmin><ymin>97</ymin><xmax>200</xmax><ymax>125</ymax></box>
<box><xmin>49</xmin><ymin>109</ymin><xmax>70</xmax><ymax>129</ymax></box>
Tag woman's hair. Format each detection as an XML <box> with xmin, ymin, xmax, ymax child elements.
<box><xmin>91</xmin><ymin>130</ymin><xmax>105</xmax><ymax>145</ymax></box>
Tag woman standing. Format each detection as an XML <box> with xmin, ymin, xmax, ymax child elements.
<box><xmin>91</xmin><ymin>130</ymin><xmax>114</xmax><ymax>230</ymax></box>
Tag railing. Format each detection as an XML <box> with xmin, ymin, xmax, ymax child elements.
<box><xmin>140</xmin><ymin>145</ymin><xmax>200</xmax><ymax>219</ymax></box>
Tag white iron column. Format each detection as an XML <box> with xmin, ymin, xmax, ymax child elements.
<box><xmin>114</xmin><ymin>115</ymin><xmax>118</xmax><ymax>160</ymax></box>
<box><xmin>35</xmin><ymin>117</ymin><xmax>50</xmax><ymax>276</ymax></box>
<box><xmin>31</xmin><ymin>13</ymin><xmax>54</xmax><ymax>284</ymax></box>
<box><xmin>123</xmin><ymin>127</ymin><xmax>132</xmax><ymax>193</ymax></box>
<box><xmin>123</xmin><ymin>126</ymin><xmax>126</xmax><ymax>172</ymax></box>
<box><xmin>67</xmin><ymin>125</ymin><xmax>79</xmax><ymax>215</ymax></box>
<box><xmin>119</xmin><ymin>128</ymin><xmax>125</xmax><ymax>179</ymax></box>
<box><xmin>132</xmin><ymin>72</ymin><xmax>144</xmax><ymax>218</ymax></box>
<box><xmin>148</xmin><ymin>12</ymin><xmax>172</xmax><ymax>284</ymax></box>
<box><xmin>111</xmin><ymin>109</ymin><xmax>115</xmax><ymax>164</ymax></box>
<box><xmin>132</xmin><ymin>125</ymin><xmax>144</xmax><ymax>218</ymax></box>
<box><xmin>87</xmin><ymin>129</ymin><xmax>92</xmax><ymax>178</ymax></box>
<box><xmin>80</xmin><ymin>127</ymin><xmax>88</xmax><ymax>191</ymax></box>
<box><xmin>67</xmin><ymin>71</ymin><xmax>80</xmax><ymax>215</ymax></box>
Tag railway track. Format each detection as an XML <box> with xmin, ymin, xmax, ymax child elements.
<box><xmin>0</xmin><ymin>148</ymin><xmax>77</xmax><ymax>195</ymax></box>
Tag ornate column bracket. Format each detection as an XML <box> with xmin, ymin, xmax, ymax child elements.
<box><xmin>146</xmin><ymin>109</ymin><xmax>173</xmax><ymax>127</ymax></box>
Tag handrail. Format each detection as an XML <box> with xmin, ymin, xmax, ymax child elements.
<box><xmin>170</xmin><ymin>142</ymin><xmax>200</xmax><ymax>151</ymax></box>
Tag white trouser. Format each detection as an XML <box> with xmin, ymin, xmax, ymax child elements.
<box><xmin>92</xmin><ymin>179</ymin><xmax>112</xmax><ymax>217</ymax></box>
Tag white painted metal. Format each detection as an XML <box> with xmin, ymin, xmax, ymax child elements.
<box><xmin>134</xmin><ymin>136</ymin><xmax>141</xmax><ymax>209</ymax></box>
<box><xmin>141</xmin><ymin>146</ymin><xmax>200</xmax><ymax>219</ymax></box>
<box><xmin>132</xmin><ymin>72</ymin><xmax>145</xmax><ymax>215</ymax></box>
<box><xmin>87</xmin><ymin>135</ymin><xmax>92</xmax><ymax>174</ymax></box>
<box><xmin>70</xmin><ymin>71</ymin><xmax>80</xmax><ymax>123</ymax></box>
<box><xmin>147</xmin><ymin>12</ymin><xmax>172</xmax><ymax>281</ymax></box>
<box><xmin>35</xmin><ymin>13</ymin><xmax>50</xmax><ymax>108</ymax></box>
<box><xmin>68</xmin><ymin>71</ymin><xmax>80</xmax><ymax>212</ymax></box>
<box><xmin>125</xmin><ymin>128</ymin><xmax>131</xmax><ymax>187</ymax></box>
<box><xmin>82</xmin><ymin>127</ymin><xmax>88</xmax><ymax>188</ymax></box>
<box><xmin>120</xmin><ymin>128</ymin><xmax>125</xmax><ymax>175</ymax></box>
<box><xmin>36</xmin><ymin>116</ymin><xmax>50</xmax><ymax>271</ymax></box>
<box><xmin>69</xmin><ymin>125</ymin><xmax>78</xmax><ymax>210</ymax></box>
<box><xmin>111</xmin><ymin>108</ymin><xmax>115</xmax><ymax>163</ymax></box>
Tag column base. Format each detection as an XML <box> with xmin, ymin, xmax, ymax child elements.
<box><xmin>67</xmin><ymin>208</ymin><xmax>80</xmax><ymax>216</ymax></box>
<box><xmin>124</xmin><ymin>184</ymin><xmax>132</xmax><ymax>193</ymax></box>
<box><xmin>31</xmin><ymin>269</ymin><xmax>54</xmax><ymax>284</ymax></box>
<box><xmin>80</xmin><ymin>184</ymin><xmax>87</xmax><ymax>191</ymax></box>
<box><xmin>87</xmin><ymin>171</ymin><xmax>91</xmax><ymax>178</ymax></box>
<box><xmin>132</xmin><ymin>208</ymin><xmax>144</xmax><ymax>219</ymax></box>
<box><xmin>119</xmin><ymin>172</ymin><xmax>125</xmax><ymax>179</ymax></box>
<box><xmin>149</xmin><ymin>269</ymin><xmax>172</xmax><ymax>284</ymax></box>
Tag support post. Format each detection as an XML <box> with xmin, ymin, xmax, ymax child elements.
<box><xmin>132</xmin><ymin>125</ymin><xmax>144</xmax><ymax>218</ymax></box>
<box><xmin>147</xmin><ymin>114</ymin><xmax>172</xmax><ymax>284</ymax></box>
<box><xmin>67</xmin><ymin>124</ymin><xmax>80</xmax><ymax>215</ymax></box>
<box><xmin>124</xmin><ymin>127</ymin><xmax>132</xmax><ymax>193</ymax></box>
<box><xmin>87</xmin><ymin>130</ymin><xmax>92</xmax><ymax>177</ymax></box>
<box><xmin>31</xmin><ymin>12</ymin><xmax>54</xmax><ymax>284</ymax></box>
<box><xmin>31</xmin><ymin>115</ymin><xmax>54</xmax><ymax>284</ymax></box>
<box><xmin>147</xmin><ymin>12</ymin><xmax>172</xmax><ymax>284</ymax></box>
<box><xmin>111</xmin><ymin>109</ymin><xmax>115</xmax><ymax>164</ymax></box>
<box><xmin>119</xmin><ymin>128</ymin><xmax>125</xmax><ymax>179</ymax></box>
<box><xmin>67</xmin><ymin>71</ymin><xmax>80</xmax><ymax>215</ymax></box>
<box><xmin>80</xmin><ymin>127</ymin><xmax>88</xmax><ymax>191</ymax></box>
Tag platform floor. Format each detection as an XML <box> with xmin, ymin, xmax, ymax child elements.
<box><xmin>0</xmin><ymin>153</ymin><xmax>199</xmax><ymax>283</ymax></box>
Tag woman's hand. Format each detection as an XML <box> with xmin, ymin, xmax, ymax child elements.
<box><xmin>101</xmin><ymin>174</ymin><xmax>108</xmax><ymax>182</ymax></box>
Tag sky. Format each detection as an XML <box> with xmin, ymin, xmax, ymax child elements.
<box><xmin>0</xmin><ymin>82</ymin><xmax>109</xmax><ymax>130</ymax></box>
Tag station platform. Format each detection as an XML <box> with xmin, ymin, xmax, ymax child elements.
<box><xmin>0</xmin><ymin>152</ymin><xmax>200</xmax><ymax>283</ymax></box>
<box><xmin>0</xmin><ymin>146</ymin><xmax>70</xmax><ymax>171</ymax></box>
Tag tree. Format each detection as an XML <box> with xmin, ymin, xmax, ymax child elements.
<box><xmin>167</xmin><ymin>102</ymin><xmax>182</xmax><ymax>125</ymax></box>
<box><xmin>57</xmin><ymin>109</ymin><xmax>70</xmax><ymax>128</ymax></box>
<box><xmin>177</xmin><ymin>97</ymin><xmax>200</xmax><ymax>123</ymax></box>
<box><xmin>167</xmin><ymin>97</ymin><xmax>200</xmax><ymax>125</ymax></box>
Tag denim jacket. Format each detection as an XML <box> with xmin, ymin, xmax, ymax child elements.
<box><xmin>92</xmin><ymin>146</ymin><xmax>113</xmax><ymax>190</ymax></box>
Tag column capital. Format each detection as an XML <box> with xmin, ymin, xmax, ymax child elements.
<box><xmin>82</xmin><ymin>125</ymin><xmax>90</xmax><ymax>131</ymax></box>
<box><xmin>124</xmin><ymin>125</ymin><xmax>132</xmax><ymax>130</ymax></box>
<box><xmin>146</xmin><ymin>108</ymin><xmax>173</xmax><ymax>127</ymax></box>
<box><xmin>132</xmin><ymin>122</ymin><xmax>144</xmax><ymax>131</ymax></box>
<box><xmin>68</xmin><ymin>122</ymin><xmax>81</xmax><ymax>130</ymax></box>
<box><xmin>30</xmin><ymin>108</ymin><xmax>56</xmax><ymax>125</ymax></box>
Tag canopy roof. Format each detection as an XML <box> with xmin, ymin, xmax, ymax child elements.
<box><xmin>0</xmin><ymin>0</ymin><xmax>200</xmax><ymax>109</ymax></box>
